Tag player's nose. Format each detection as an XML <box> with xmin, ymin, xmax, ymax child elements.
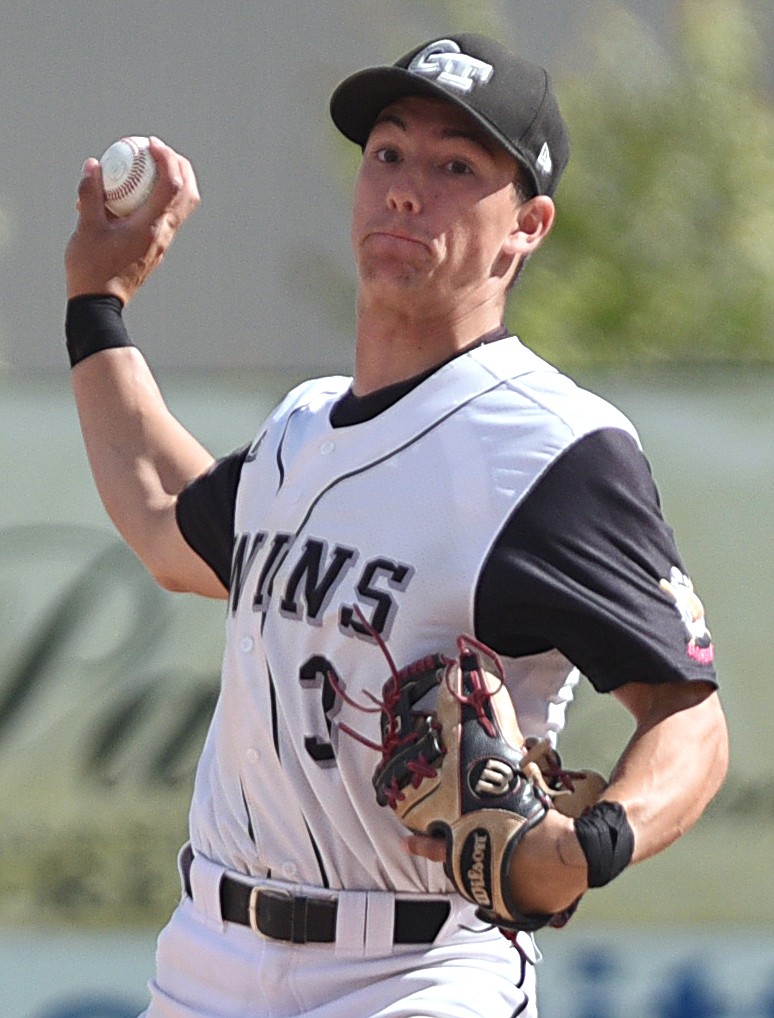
<box><xmin>386</xmin><ymin>173</ymin><xmax>423</xmax><ymax>214</ymax></box>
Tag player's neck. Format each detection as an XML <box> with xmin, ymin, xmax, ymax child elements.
<box><xmin>352</xmin><ymin>300</ymin><xmax>505</xmax><ymax>396</ymax></box>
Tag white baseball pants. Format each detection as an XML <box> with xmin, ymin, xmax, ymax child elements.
<box><xmin>137</xmin><ymin>853</ymin><xmax>538</xmax><ymax>1017</ymax></box>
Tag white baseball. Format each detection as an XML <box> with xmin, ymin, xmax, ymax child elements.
<box><xmin>99</xmin><ymin>135</ymin><xmax>158</xmax><ymax>216</ymax></box>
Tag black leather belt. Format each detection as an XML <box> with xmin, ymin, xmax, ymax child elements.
<box><xmin>181</xmin><ymin>848</ymin><xmax>450</xmax><ymax>945</ymax></box>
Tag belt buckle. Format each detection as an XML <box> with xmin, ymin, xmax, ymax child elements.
<box><xmin>247</xmin><ymin>885</ymin><xmax>262</xmax><ymax>935</ymax></box>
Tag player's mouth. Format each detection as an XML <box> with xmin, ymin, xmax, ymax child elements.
<box><xmin>364</xmin><ymin>229</ymin><xmax>431</xmax><ymax>252</ymax></box>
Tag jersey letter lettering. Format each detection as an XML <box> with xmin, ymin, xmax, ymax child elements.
<box><xmin>280</xmin><ymin>539</ymin><xmax>356</xmax><ymax>622</ymax></box>
<box><xmin>340</xmin><ymin>558</ymin><xmax>413</xmax><ymax>638</ymax></box>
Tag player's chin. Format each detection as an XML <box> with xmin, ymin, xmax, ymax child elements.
<box><xmin>357</xmin><ymin>261</ymin><xmax>434</xmax><ymax>298</ymax></box>
<box><xmin>357</xmin><ymin>243</ymin><xmax>433</xmax><ymax>279</ymax></box>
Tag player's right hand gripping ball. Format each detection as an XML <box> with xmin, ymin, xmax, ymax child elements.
<box><xmin>372</xmin><ymin>638</ymin><xmax>558</xmax><ymax>932</ymax></box>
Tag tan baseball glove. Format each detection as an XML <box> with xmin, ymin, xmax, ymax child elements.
<box><xmin>371</xmin><ymin>637</ymin><xmax>607</xmax><ymax>932</ymax></box>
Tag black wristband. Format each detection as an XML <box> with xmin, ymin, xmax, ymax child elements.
<box><xmin>65</xmin><ymin>294</ymin><xmax>134</xmax><ymax>367</ymax></box>
<box><xmin>574</xmin><ymin>801</ymin><xmax>635</xmax><ymax>888</ymax></box>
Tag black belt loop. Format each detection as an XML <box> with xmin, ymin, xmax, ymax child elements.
<box><xmin>291</xmin><ymin>895</ymin><xmax>308</xmax><ymax>944</ymax></box>
<box><xmin>182</xmin><ymin>848</ymin><xmax>451</xmax><ymax>945</ymax></box>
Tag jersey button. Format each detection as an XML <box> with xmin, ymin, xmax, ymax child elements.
<box><xmin>281</xmin><ymin>861</ymin><xmax>297</xmax><ymax>878</ymax></box>
<box><xmin>240</xmin><ymin>636</ymin><xmax>254</xmax><ymax>652</ymax></box>
<box><xmin>320</xmin><ymin>440</ymin><xmax>335</xmax><ymax>455</ymax></box>
<box><xmin>246</xmin><ymin>748</ymin><xmax>260</xmax><ymax>764</ymax></box>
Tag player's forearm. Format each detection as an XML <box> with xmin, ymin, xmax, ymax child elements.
<box><xmin>71</xmin><ymin>345</ymin><xmax>214</xmax><ymax>562</ymax></box>
<box><xmin>504</xmin><ymin>682</ymin><xmax>727</xmax><ymax>919</ymax></box>
<box><xmin>607</xmin><ymin>682</ymin><xmax>728</xmax><ymax>863</ymax></box>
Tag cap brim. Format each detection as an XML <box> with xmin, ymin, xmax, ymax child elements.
<box><xmin>330</xmin><ymin>66</ymin><xmax>539</xmax><ymax>194</ymax></box>
<box><xmin>331</xmin><ymin>67</ymin><xmax>451</xmax><ymax>145</ymax></box>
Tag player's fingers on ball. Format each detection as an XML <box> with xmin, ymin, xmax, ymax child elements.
<box><xmin>148</xmin><ymin>160</ymin><xmax>184</xmax><ymax>213</ymax></box>
<box><xmin>147</xmin><ymin>138</ymin><xmax>188</xmax><ymax>195</ymax></box>
<box><xmin>147</xmin><ymin>140</ymin><xmax>199</xmax><ymax>221</ymax></box>
<box><xmin>162</xmin><ymin>156</ymin><xmax>200</xmax><ymax>224</ymax></box>
<box><xmin>163</xmin><ymin>147</ymin><xmax>202</xmax><ymax>218</ymax></box>
<box><xmin>175</xmin><ymin>152</ymin><xmax>201</xmax><ymax>207</ymax></box>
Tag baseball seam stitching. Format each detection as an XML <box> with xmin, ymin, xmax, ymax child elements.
<box><xmin>104</xmin><ymin>141</ymin><xmax>152</xmax><ymax>204</ymax></box>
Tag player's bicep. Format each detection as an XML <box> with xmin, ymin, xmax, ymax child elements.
<box><xmin>612</xmin><ymin>677</ymin><xmax>719</xmax><ymax>723</ymax></box>
<box><xmin>147</xmin><ymin>499</ymin><xmax>229</xmax><ymax>598</ymax></box>
<box><xmin>171</xmin><ymin>445</ymin><xmax>249</xmax><ymax>594</ymax></box>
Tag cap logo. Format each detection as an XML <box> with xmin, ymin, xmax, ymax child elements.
<box><xmin>536</xmin><ymin>142</ymin><xmax>553</xmax><ymax>176</ymax></box>
<box><xmin>408</xmin><ymin>39</ymin><xmax>494</xmax><ymax>95</ymax></box>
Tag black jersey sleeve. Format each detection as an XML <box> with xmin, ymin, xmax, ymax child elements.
<box><xmin>475</xmin><ymin>427</ymin><xmax>717</xmax><ymax>693</ymax></box>
<box><xmin>175</xmin><ymin>446</ymin><xmax>250</xmax><ymax>590</ymax></box>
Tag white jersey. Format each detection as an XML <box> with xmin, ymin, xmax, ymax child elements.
<box><xmin>183</xmin><ymin>337</ymin><xmax>653</xmax><ymax>890</ymax></box>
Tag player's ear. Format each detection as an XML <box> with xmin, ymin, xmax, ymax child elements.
<box><xmin>502</xmin><ymin>195</ymin><xmax>555</xmax><ymax>260</ymax></box>
<box><xmin>492</xmin><ymin>196</ymin><xmax>554</xmax><ymax>283</ymax></box>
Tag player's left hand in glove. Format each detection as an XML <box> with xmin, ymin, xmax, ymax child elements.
<box><xmin>370</xmin><ymin>637</ymin><xmax>605</xmax><ymax>933</ymax></box>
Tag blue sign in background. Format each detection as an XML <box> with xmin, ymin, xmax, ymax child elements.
<box><xmin>4</xmin><ymin>927</ymin><xmax>774</xmax><ymax>1018</ymax></box>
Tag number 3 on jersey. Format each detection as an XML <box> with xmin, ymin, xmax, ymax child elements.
<box><xmin>299</xmin><ymin>655</ymin><xmax>339</xmax><ymax>763</ymax></box>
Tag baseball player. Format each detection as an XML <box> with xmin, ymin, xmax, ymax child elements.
<box><xmin>64</xmin><ymin>34</ymin><xmax>728</xmax><ymax>1018</ymax></box>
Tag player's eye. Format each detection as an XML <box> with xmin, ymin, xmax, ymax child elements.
<box><xmin>444</xmin><ymin>159</ymin><xmax>473</xmax><ymax>176</ymax></box>
<box><xmin>375</xmin><ymin>147</ymin><xmax>401</xmax><ymax>164</ymax></box>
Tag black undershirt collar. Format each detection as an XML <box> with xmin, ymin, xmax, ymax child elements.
<box><xmin>330</xmin><ymin>326</ymin><xmax>509</xmax><ymax>428</ymax></box>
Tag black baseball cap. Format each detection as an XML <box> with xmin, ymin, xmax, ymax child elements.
<box><xmin>330</xmin><ymin>34</ymin><xmax>570</xmax><ymax>197</ymax></box>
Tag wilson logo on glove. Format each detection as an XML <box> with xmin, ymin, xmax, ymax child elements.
<box><xmin>471</xmin><ymin>758</ymin><xmax>517</xmax><ymax>797</ymax></box>
<box><xmin>461</xmin><ymin>828</ymin><xmax>494</xmax><ymax>908</ymax></box>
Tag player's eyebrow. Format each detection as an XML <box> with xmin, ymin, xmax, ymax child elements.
<box><xmin>371</xmin><ymin>112</ymin><xmax>496</xmax><ymax>157</ymax></box>
<box><xmin>440</xmin><ymin>127</ymin><xmax>496</xmax><ymax>157</ymax></box>
<box><xmin>373</xmin><ymin>111</ymin><xmax>406</xmax><ymax>132</ymax></box>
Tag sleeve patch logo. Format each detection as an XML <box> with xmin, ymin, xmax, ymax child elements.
<box><xmin>659</xmin><ymin>567</ymin><xmax>715</xmax><ymax>665</ymax></box>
